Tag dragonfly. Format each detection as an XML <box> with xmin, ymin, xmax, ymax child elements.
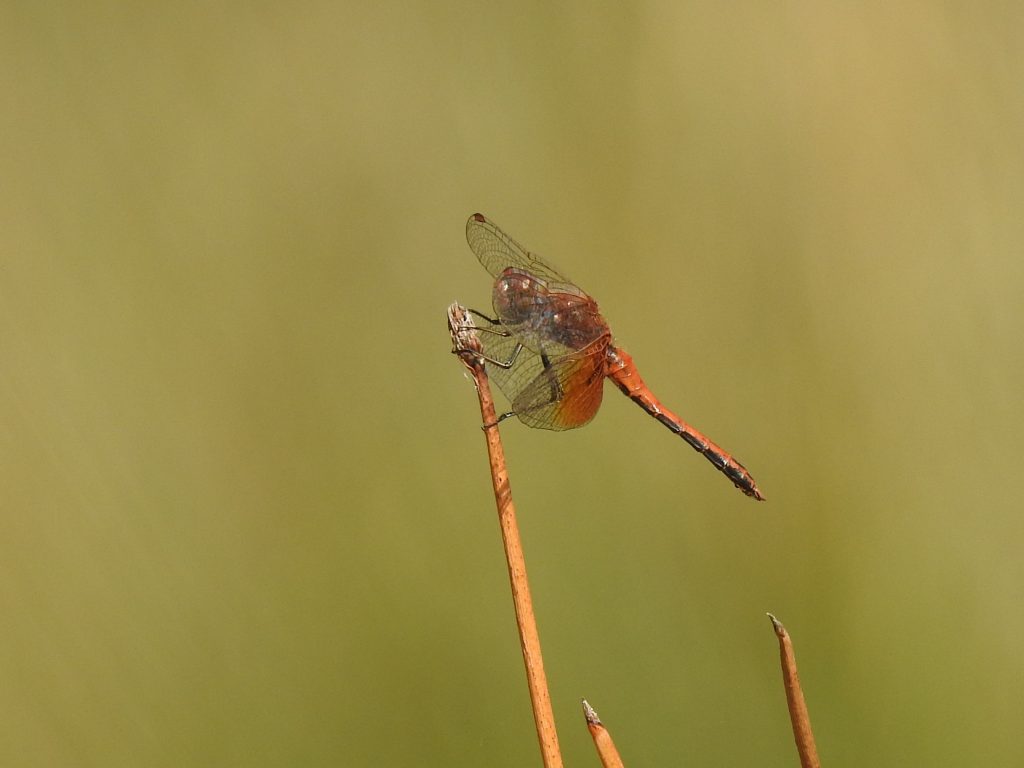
<box><xmin>463</xmin><ymin>212</ymin><xmax>764</xmax><ymax>500</ymax></box>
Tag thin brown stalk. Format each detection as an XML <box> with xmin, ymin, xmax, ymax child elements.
<box><xmin>448</xmin><ymin>302</ymin><xmax>563</xmax><ymax>768</ymax></box>
<box><xmin>582</xmin><ymin>699</ymin><xmax>625</xmax><ymax>768</ymax></box>
<box><xmin>767</xmin><ymin>613</ymin><xmax>820</xmax><ymax>768</ymax></box>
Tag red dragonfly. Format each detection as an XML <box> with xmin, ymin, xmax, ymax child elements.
<box><xmin>464</xmin><ymin>212</ymin><xmax>764</xmax><ymax>500</ymax></box>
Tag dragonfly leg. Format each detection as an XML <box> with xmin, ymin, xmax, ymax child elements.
<box><xmin>481</xmin><ymin>410</ymin><xmax>517</xmax><ymax>430</ymax></box>
<box><xmin>538</xmin><ymin>351</ymin><xmax>563</xmax><ymax>405</ymax></box>
<box><xmin>471</xmin><ymin>342</ymin><xmax>524</xmax><ymax>370</ymax></box>
<box><xmin>481</xmin><ymin>352</ymin><xmax>566</xmax><ymax>429</ymax></box>
<box><xmin>494</xmin><ymin>351</ymin><xmax>567</xmax><ymax>426</ymax></box>
<box><xmin>458</xmin><ymin>309</ymin><xmax>509</xmax><ymax>339</ymax></box>
<box><xmin>454</xmin><ymin>310</ymin><xmax>524</xmax><ymax>367</ymax></box>
<box><xmin>466</xmin><ymin>307</ymin><xmax>503</xmax><ymax>326</ymax></box>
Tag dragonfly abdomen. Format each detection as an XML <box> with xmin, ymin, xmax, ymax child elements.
<box><xmin>605</xmin><ymin>346</ymin><xmax>765</xmax><ymax>500</ymax></box>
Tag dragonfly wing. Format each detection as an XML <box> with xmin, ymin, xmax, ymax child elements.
<box><xmin>466</xmin><ymin>213</ymin><xmax>573</xmax><ymax>285</ymax></box>
<box><xmin>507</xmin><ymin>346</ymin><xmax>606</xmax><ymax>431</ymax></box>
<box><xmin>474</xmin><ymin>317</ymin><xmax>534</xmax><ymax>402</ymax></box>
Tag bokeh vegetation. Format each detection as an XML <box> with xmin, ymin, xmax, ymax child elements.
<box><xmin>2</xmin><ymin>3</ymin><xmax>1022</xmax><ymax>765</ymax></box>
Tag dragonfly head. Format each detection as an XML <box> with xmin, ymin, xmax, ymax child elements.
<box><xmin>493</xmin><ymin>268</ymin><xmax>548</xmax><ymax>326</ymax></box>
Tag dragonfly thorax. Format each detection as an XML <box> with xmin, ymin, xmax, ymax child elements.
<box><xmin>493</xmin><ymin>267</ymin><xmax>609</xmax><ymax>353</ymax></box>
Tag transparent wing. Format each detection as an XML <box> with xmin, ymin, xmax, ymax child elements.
<box><xmin>476</xmin><ymin>316</ymin><xmax>607</xmax><ymax>431</ymax></box>
<box><xmin>511</xmin><ymin>350</ymin><xmax>606</xmax><ymax>430</ymax></box>
<box><xmin>466</xmin><ymin>213</ymin><xmax>574</xmax><ymax>285</ymax></box>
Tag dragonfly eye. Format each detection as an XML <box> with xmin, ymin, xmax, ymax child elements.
<box><xmin>494</xmin><ymin>271</ymin><xmax>545</xmax><ymax>324</ymax></box>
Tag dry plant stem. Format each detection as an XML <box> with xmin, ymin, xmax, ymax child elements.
<box><xmin>767</xmin><ymin>614</ymin><xmax>820</xmax><ymax>768</ymax></box>
<box><xmin>448</xmin><ymin>303</ymin><xmax>563</xmax><ymax>768</ymax></box>
<box><xmin>582</xmin><ymin>699</ymin><xmax>625</xmax><ymax>768</ymax></box>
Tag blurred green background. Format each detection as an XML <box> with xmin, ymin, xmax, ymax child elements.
<box><xmin>2</xmin><ymin>2</ymin><xmax>1022</xmax><ymax>765</ymax></box>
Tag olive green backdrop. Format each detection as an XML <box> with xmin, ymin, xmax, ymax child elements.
<box><xmin>2</xmin><ymin>2</ymin><xmax>1021</xmax><ymax>765</ymax></box>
